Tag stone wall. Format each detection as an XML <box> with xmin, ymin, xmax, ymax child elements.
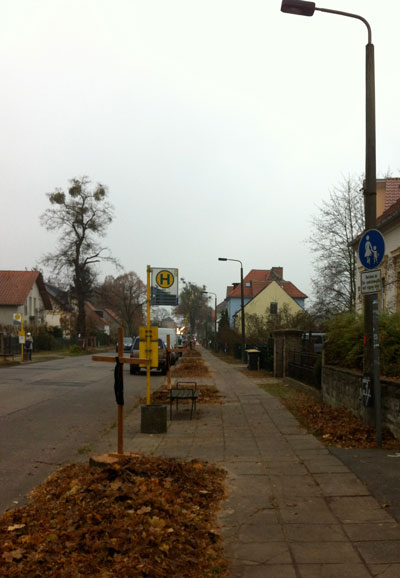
<box><xmin>322</xmin><ymin>365</ymin><xmax>400</xmax><ymax>439</ymax></box>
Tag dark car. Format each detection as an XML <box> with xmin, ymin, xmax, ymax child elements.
<box><xmin>129</xmin><ymin>337</ymin><xmax>168</xmax><ymax>375</ymax></box>
<box><xmin>115</xmin><ymin>337</ymin><xmax>134</xmax><ymax>353</ymax></box>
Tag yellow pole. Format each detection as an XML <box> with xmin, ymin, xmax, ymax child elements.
<box><xmin>146</xmin><ymin>265</ymin><xmax>151</xmax><ymax>405</ymax></box>
<box><xmin>20</xmin><ymin>314</ymin><xmax>24</xmax><ymax>361</ymax></box>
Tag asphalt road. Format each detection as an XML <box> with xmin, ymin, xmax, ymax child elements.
<box><xmin>331</xmin><ymin>446</ymin><xmax>400</xmax><ymax>524</ymax></box>
<box><xmin>0</xmin><ymin>355</ymin><xmax>164</xmax><ymax>514</ymax></box>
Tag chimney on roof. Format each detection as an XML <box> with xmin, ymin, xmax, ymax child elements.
<box><xmin>271</xmin><ymin>267</ymin><xmax>283</xmax><ymax>280</ymax></box>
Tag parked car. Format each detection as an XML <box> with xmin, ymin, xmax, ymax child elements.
<box><xmin>302</xmin><ymin>332</ymin><xmax>326</xmax><ymax>354</ymax></box>
<box><xmin>115</xmin><ymin>337</ymin><xmax>134</xmax><ymax>353</ymax></box>
<box><xmin>129</xmin><ymin>337</ymin><xmax>168</xmax><ymax>375</ymax></box>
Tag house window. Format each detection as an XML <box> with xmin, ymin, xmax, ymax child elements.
<box><xmin>245</xmin><ymin>282</ymin><xmax>251</xmax><ymax>288</ymax></box>
<box><xmin>270</xmin><ymin>302</ymin><xmax>278</xmax><ymax>315</ymax></box>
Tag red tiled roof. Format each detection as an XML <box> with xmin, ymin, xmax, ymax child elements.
<box><xmin>85</xmin><ymin>301</ymin><xmax>107</xmax><ymax>325</ymax></box>
<box><xmin>378</xmin><ymin>196</ymin><xmax>400</xmax><ymax>225</ymax></box>
<box><xmin>104</xmin><ymin>308</ymin><xmax>121</xmax><ymax>324</ymax></box>
<box><xmin>0</xmin><ymin>270</ymin><xmax>52</xmax><ymax>308</ymax></box>
<box><xmin>226</xmin><ymin>269</ymin><xmax>307</xmax><ymax>300</ymax></box>
<box><xmin>384</xmin><ymin>178</ymin><xmax>400</xmax><ymax>212</ymax></box>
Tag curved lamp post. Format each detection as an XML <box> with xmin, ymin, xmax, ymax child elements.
<box><xmin>218</xmin><ymin>257</ymin><xmax>246</xmax><ymax>362</ymax></box>
<box><xmin>202</xmin><ymin>291</ymin><xmax>218</xmax><ymax>352</ymax></box>
<box><xmin>281</xmin><ymin>0</ymin><xmax>381</xmax><ymax>446</ymax></box>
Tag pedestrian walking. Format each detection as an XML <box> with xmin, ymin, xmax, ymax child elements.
<box><xmin>25</xmin><ymin>332</ymin><xmax>33</xmax><ymax>360</ymax></box>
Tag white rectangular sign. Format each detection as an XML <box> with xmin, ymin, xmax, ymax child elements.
<box><xmin>151</xmin><ymin>268</ymin><xmax>179</xmax><ymax>306</ymax></box>
<box><xmin>361</xmin><ymin>269</ymin><xmax>382</xmax><ymax>295</ymax></box>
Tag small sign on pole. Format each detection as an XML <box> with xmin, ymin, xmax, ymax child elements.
<box><xmin>361</xmin><ymin>270</ymin><xmax>382</xmax><ymax>295</ymax></box>
<box><xmin>13</xmin><ymin>313</ymin><xmax>22</xmax><ymax>325</ymax></box>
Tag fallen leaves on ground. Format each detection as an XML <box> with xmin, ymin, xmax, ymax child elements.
<box><xmin>0</xmin><ymin>455</ymin><xmax>228</xmax><ymax>578</ymax></box>
<box><xmin>258</xmin><ymin>380</ymin><xmax>400</xmax><ymax>449</ymax></box>
<box><xmin>182</xmin><ymin>349</ymin><xmax>201</xmax><ymax>358</ymax></box>
<box><xmin>171</xmin><ymin>358</ymin><xmax>210</xmax><ymax>378</ymax></box>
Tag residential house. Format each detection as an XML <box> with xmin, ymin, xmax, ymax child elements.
<box><xmin>355</xmin><ymin>178</ymin><xmax>400</xmax><ymax>312</ymax></box>
<box><xmin>85</xmin><ymin>302</ymin><xmax>110</xmax><ymax>335</ymax></box>
<box><xmin>0</xmin><ymin>270</ymin><xmax>52</xmax><ymax>328</ymax></box>
<box><xmin>224</xmin><ymin>267</ymin><xmax>307</xmax><ymax>327</ymax></box>
<box><xmin>103</xmin><ymin>308</ymin><xmax>122</xmax><ymax>335</ymax></box>
<box><xmin>45</xmin><ymin>283</ymin><xmax>76</xmax><ymax>336</ymax></box>
<box><xmin>234</xmin><ymin>279</ymin><xmax>307</xmax><ymax>332</ymax></box>
<box><xmin>84</xmin><ymin>302</ymin><xmax>121</xmax><ymax>337</ymax></box>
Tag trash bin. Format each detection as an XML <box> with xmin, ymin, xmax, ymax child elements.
<box><xmin>246</xmin><ymin>349</ymin><xmax>260</xmax><ymax>371</ymax></box>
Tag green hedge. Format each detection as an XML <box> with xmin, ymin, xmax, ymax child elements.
<box><xmin>325</xmin><ymin>311</ymin><xmax>400</xmax><ymax>377</ymax></box>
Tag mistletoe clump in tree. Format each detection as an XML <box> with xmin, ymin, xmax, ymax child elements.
<box><xmin>40</xmin><ymin>176</ymin><xmax>116</xmax><ymax>337</ymax></box>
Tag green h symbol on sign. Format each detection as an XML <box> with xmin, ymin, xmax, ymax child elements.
<box><xmin>156</xmin><ymin>270</ymin><xmax>174</xmax><ymax>288</ymax></box>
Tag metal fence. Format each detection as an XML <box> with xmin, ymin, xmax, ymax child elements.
<box><xmin>287</xmin><ymin>350</ymin><xmax>322</xmax><ymax>389</ymax></box>
<box><xmin>0</xmin><ymin>335</ymin><xmax>20</xmax><ymax>356</ymax></box>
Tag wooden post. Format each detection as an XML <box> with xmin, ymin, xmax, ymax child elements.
<box><xmin>117</xmin><ymin>327</ymin><xmax>124</xmax><ymax>454</ymax></box>
<box><xmin>92</xmin><ymin>327</ymin><xmax>151</xmax><ymax>453</ymax></box>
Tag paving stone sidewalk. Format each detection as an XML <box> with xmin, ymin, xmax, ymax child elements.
<box><xmin>101</xmin><ymin>347</ymin><xmax>400</xmax><ymax>578</ymax></box>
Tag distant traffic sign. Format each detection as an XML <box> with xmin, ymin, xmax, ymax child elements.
<box><xmin>358</xmin><ymin>229</ymin><xmax>385</xmax><ymax>270</ymax></box>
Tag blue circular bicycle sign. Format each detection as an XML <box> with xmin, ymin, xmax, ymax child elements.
<box><xmin>358</xmin><ymin>229</ymin><xmax>385</xmax><ymax>270</ymax></box>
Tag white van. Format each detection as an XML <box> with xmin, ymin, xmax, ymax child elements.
<box><xmin>158</xmin><ymin>328</ymin><xmax>178</xmax><ymax>348</ymax></box>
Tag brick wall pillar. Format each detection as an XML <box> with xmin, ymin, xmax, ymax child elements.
<box><xmin>272</xmin><ymin>329</ymin><xmax>303</xmax><ymax>378</ymax></box>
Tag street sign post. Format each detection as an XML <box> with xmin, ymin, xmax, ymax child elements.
<box><xmin>13</xmin><ymin>313</ymin><xmax>24</xmax><ymax>360</ymax></box>
<box><xmin>358</xmin><ymin>229</ymin><xmax>385</xmax><ymax>448</ymax></box>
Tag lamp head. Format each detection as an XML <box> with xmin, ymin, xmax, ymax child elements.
<box><xmin>218</xmin><ymin>257</ymin><xmax>227</xmax><ymax>261</ymax></box>
<box><xmin>281</xmin><ymin>0</ymin><xmax>316</xmax><ymax>16</ymax></box>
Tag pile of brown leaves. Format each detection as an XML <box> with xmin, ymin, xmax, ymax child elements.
<box><xmin>0</xmin><ymin>455</ymin><xmax>227</xmax><ymax>577</ymax></box>
<box><xmin>282</xmin><ymin>390</ymin><xmax>400</xmax><ymax>449</ymax></box>
<box><xmin>182</xmin><ymin>349</ymin><xmax>201</xmax><ymax>358</ymax></box>
<box><xmin>171</xmin><ymin>358</ymin><xmax>210</xmax><ymax>378</ymax></box>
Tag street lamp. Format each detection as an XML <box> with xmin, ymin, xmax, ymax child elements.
<box><xmin>281</xmin><ymin>0</ymin><xmax>381</xmax><ymax>446</ymax></box>
<box><xmin>202</xmin><ymin>291</ymin><xmax>218</xmax><ymax>352</ymax></box>
<box><xmin>218</xmin><ymin>257</ymin><xmax>246</xmax><ymax>362</ymax></box>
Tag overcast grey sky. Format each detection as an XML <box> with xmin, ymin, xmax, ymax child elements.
<box><xmin>1</xmin><ymin>1</ymin><xmax>399</xmax><ymax>306</ymax></box>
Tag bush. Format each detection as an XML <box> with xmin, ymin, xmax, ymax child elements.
<box><xmin>325</xmin><ymin>310</ymin><xmax>400</xmax><ymax>377</ymax></box>
<box><xmin>379</xmin><ymin>311</ymin><xmax>400</xmax><ymax>377</ymax></box>
<box><xmin>69</xmin><ymin>344</ymin><xmax>83</xmax><ymax>355</ymax></box>
<box><xmin>325</xmin><ymin>312</ymin><xmax>363</xmax><ymax>370</ymax></box>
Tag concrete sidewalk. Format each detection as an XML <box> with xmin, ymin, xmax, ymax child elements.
<box><xmin>102</xmin><ymin>347</ymin><xmax>400</xmax><ymax>577</ymax></box>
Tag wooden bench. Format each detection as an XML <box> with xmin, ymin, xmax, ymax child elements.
<box><xmin>169</xmin><ymin>381</ymin><xmax>199</xmax><ymax>420</ymax></box>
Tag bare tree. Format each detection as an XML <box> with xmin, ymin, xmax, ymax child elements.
<box><xmin>40</xmin><ymin>176</ymin><xmax>116</xmax><ymax>337</ymax></box>
<box><xmin>174</xmin><ymin>281</ymin><xmax>209</xmax><ymax>335</ymax></box>
<box><xmin>98</xmin><ymin>272</ymin><xmax>145</xmax><ymax>336</ymax></box>
<box><xmin>308</xmin><ymin>175</ymin><xmax>365</xmax><ymax>317</ymax></box>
